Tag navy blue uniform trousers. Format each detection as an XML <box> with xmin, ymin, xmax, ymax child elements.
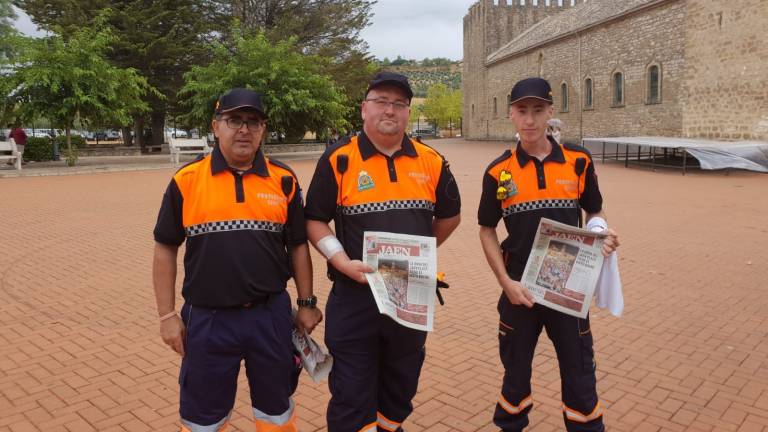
<box><xmin>495</xmin><ymin>295</ymin><xmax>604</xmax><ymax>432</ymax></box>
<box><xmin>325</xmin><ymin>280</ymin><xmax>426</xmax><ymax>432</ymax></box>
<box><xmin>179</xmin><ymin>292</ymin><xmax>299</xmax><ymax>428</ymax></box>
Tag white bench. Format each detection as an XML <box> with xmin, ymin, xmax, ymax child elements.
<box><xmin>0</xmin><ymin>139</ymin><xmax>21</xmax><ymax>170</ymax></box>
<box><xmin>169</xmin><ymin>137</ymin><xmax>212</xmax><ymax>166</ymax></box>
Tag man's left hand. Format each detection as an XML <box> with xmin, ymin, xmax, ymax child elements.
<box><xmin>295</xmin><ymin>307</ymin><xmax>323</xmax><ymax>334</ymax></box>
<box><xmin>602</xmin><ymin>228</ymin><xmax>620</xmax><ymax>256</ymax></box>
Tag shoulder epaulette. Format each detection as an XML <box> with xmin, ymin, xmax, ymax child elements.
<box><xmin>411</xmin><ymin>138</ymin><xmax>447</xmax><ymax>163</ymax></box>
<box><xmin>174</xmin><ymin>153</ymin><xmax>207</xmax><ymax>175</ymax></box>
<box><xmin>485</xmin><ymin>149</ymin><xmax>514</xmax><ymax>173</ymax></box>
<box><xmin>267</xmin><ymin>157</ymin><xmax>298</xmax><ymax>178</ymax></box>
<box><xmin>562</xmin><ymin>142</ymin><xmax>593</xmax><ymax>159</ymax></box>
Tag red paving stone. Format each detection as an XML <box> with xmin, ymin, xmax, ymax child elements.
<box><xmin>0</xmin><ymin>138</ymin><xmax>767</xmax><ymax>431</ymax></box>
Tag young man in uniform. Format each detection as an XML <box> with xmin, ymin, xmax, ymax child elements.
<box><xmin>304</xmin><ymin>72</ymin><xmax>461</xmax><ymax>432</ymax></box>
<box><xmin>477</xmin><ymin>77</ymin><xmax>620</xmax><ymax>432</ymax></box>
<box><xmin>152</xmin><ymin>88</ymin><xmax>322</xmax><ymax>432</ymax></box>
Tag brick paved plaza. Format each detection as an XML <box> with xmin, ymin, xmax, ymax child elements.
<box><xmin>1</xmin><ymin>139</ymin><xmax>767</xmax><ymax>431</ymax></box>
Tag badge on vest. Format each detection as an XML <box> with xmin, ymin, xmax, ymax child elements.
<box><xmin>496</xmin><ymin>170</ymin><xmax>518</xmax><ymax>200</ymax></box>
<box><xmin>357</xmin><ymin>170</ymin><xmax>375</xmax><ymax>191</ymax></box>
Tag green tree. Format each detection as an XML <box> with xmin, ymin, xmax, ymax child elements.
<box><xmin>17</xmin><ymin>0</ymin><xmax>217</xmax><ymax>147</ymax></box>
<box><xmin>0</xmin><ymin>0</ymin><xmax>17</xmax><ymax>58</ymax></box>
<box><xmin>221</xmin><ymin>0</ymin><xmax>373</xmax><ymax>54</ymax></box>
<box><xmin>179</xmin><ymin>30</ymin><xmax>349</xmax><ymax>142</ymax></box>
<box><xmin>217</xmin><ymin>0</ymin><xmax>377</xmax><ymax>130</ymax></box>
<box><xmin>422</xmin><ymin>83</ymin><xmax>462</xmax><ymax>130</ymax></box>
<box><xmin>2</xmin><ymin>14</ymin><xmax>154</xmax><ymax>164</ymax></box>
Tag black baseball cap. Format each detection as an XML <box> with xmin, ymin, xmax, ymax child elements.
<box><xmin>215</xmin><ymin>88</ymin><xmax>266</xmax><ymax>117</ymax></box>
<box><xmin>366</xmin><ymin>72</ymin><xmax>414</xmax><ymax>100</ymax></box>
<box><xmin>510</xmin><ymin>77</ymin><xmax>553</xmax><ymax>105</ymax></box>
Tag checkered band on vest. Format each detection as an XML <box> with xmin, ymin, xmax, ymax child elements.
<box><xmin>185</xmin><ymin>220</ymin><xmax>284</xmax><ymax>237</ymax></box>
<box><xmin>341</xmin><ymin>199</ymin><xmax>435</xmax><ymax>216</ymax></box>
<box><xmin>502</xmin><ymin>199</ymin><xmax>578</xmax><ymax>217</ymax></box>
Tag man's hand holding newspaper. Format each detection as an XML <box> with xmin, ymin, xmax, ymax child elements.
<box><xmin>520</xmin><ymin>218</ymin><xmax>609</xmax><ymax>319</ymax></box>
<box><xmin>500</xmin><ymin>277</ymin><xmax>535</xmax><ymax>308</ymax></box>
<box><xmin>362</xmin><ymin>231</ymin><xmax>438</xmax><ymax>332</ymax></box>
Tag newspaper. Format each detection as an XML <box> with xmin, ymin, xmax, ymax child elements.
<box><xmin>291</xmin><ymin>310</ymin><xmax>333</xmax><ymax>382</ymax></box>
<box><xmin>521</xmin><ymin>218</ymin><xmax>606</xmax><ymax>319</ymax></box>
<box><xmin>362</xmin><ymin>231</ymin><xmax>437</xmax><ymax>331</ymax></box>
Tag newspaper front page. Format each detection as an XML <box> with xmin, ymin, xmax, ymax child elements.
<box><xmin>521</xmin><ymin>218</ymin><xmax>606</xmax><ymax>318</ymax></box>
<box><xmin>291</xmin><ymin>309</ymin><xmax>333</xmax><ymax>382</ymax></box>
<box><xmin>362</xmin><ymin>231</ymin><xmax>437</xmax><ymax>331</ymax></box>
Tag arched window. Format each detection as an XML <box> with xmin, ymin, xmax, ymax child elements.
<box><xmin>538</xmin><ymin>52</ymin><xmax>544</xmax><ymax>76</ymax></box>
<box><xmin>493</xmin><ymin>97</ymin><xmax>498</xmax><ymax>117</ymax></box>
<box><xmin>471</xmin><ymin>104</ymin><xmax>475</xmax><ymax>117</ymax></box>
<box><xmin>560</xmin><ymin>83</ymin><xmax>569</xmax><ymax>112</ymax></box>
<box><xmin>584</xmin><ymin>77</ymin><xmax>593</xmax><ymax>109</ymax></box>
<box><xmin>612</xmin><ymin>71</ymin><xmax>624</xmax><ymax>106</ymax></box>
<box><xmin>647</xmin><ymin>64</ymin><xmax>661</xmax><ymax>104</ymax></box>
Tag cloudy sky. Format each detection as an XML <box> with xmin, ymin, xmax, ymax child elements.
<box><xmin>361</xmin><ymin>0</ymin><xmax>477</xmax><ymax>61</ymax></box>
<box><xmin>14</xmin><ymin>1</ymin><xmax>478</xmax><ymax>61</ymax></box>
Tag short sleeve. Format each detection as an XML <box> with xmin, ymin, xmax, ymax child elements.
<box><xmin>478</xmin><ymin>172</ymin><xmax>503</xmax><ymax>227</ymax></box>
<box><xmin>286</xmin><ymin>179</ymin><xmax>308</xmax><ymax>245</ymax></box>
<box><xmin>579</xmin><ymin>159</ymin><xmax>603</xmax><ymax>214</ymax></box>
<box><xmin>434</xmin><ymin>160</ymin><xmax>461</xmax><ymax>219</ymax></box>
<box><xmin>153</xmin><ymin>179</ymin><xmax>186</xmax><ymax>246</ymax></box>
<box><xmin>304</xmin><ymin>152</ymin><xmax>339</xmax><ymax>222</ymax></box>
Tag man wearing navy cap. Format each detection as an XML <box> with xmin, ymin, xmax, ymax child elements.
<box><xmin>152</xmin><ymin>88</ymin><xmax>322</xmax><ymax>432</ymax></box>
<box><xmin>305</xmin><ymin>72</ymin><xmax>461</xmax><ymax>431</ymax></box>
<box><xmin>477</xmin><ymin>77</ymin><xmax>619</xmax><ymax>431</ymax></box>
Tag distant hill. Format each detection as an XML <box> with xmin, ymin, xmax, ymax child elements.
<box><xmin>381</xmin><ymin>63</ymin><xmax>462</xmax><ymax>98</ymax></box>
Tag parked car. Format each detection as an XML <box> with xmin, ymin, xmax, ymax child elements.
<box><xmin>25</xmin><ymin>129</ymin><xmax>53</xmax><ymax>138</ymax></box>
<box><xmin>412</xmin><ymin>128</ymin><xmax>438</xmax><ymax>138</ymax></box>
<box><xmin>164</xmin><ymin>127</ymin><xmax>189</xmax><ymax>140</ymax></box>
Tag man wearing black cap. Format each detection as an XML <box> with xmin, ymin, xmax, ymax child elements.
<box><xmin>304</xmin><ymin>72</ymin><xmax>461</xmax><ymax>431</ymax></box>
<box><xmin>477</xmin><ymin>77</ymin><xmax>619</xmax><ymax>432</ymax></box>
<box><xmin>152</xmin><ymin>88</ymin><xmax>322</xmax><ymax>432</ymax></box>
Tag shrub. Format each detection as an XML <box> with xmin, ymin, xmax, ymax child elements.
<box><xmin>54</xmin><ymin>134</ymin><xmax>86</xmax><ymax>149</ymax></box>
<box><xmin>23</xmin><ymin>137</ymin><xmax>54</xmax><ymax>162</ymax></box>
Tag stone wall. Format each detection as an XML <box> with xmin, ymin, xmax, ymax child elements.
<box><xmin>467</xmin><ymin>0</ymin><xmax>687</xmax><ymax>142</ymax></box>
<box><xmin>463</xmin><ymin>0</ymin><xmax>768</xmax><ymax>144</ymax></box>
<box><xmin>682</xmin><ymin>0</ymin><xmax>768</xmax><ymax>141</ymax></box>
<box><xmin>463</xmin><ymin>0</ymin><xmax>580</xmax><ymax>140</ymax></box>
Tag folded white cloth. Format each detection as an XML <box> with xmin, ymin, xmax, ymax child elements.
<box><xmin>594</xmin><ymin>252</ymin><xmax>623</xmax><ymax>317</ymax></box>
<box><xmin>587</xmin><ymin>217</ymin><xmax>623</xmax><ymax>317</ymax></box>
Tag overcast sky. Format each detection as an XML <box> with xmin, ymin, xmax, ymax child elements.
<box><xmin>361</xmin><ymin>0</ymin><xmax>476</xmax><ymax>61</ymax></box>
<box><xmin>14</xmin><ymin>1</ymin><xmax>478</xmax><ymax>61</ymax></box>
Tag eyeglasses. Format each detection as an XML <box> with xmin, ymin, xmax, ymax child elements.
<box><xmin>365</xmin><ymin>98</ymin><xmax>410</xmax><ymax>111</ymax></box>
<box><xmin>222</xmin><ymin>117</ymin><xmax>266</xmax><ymax>131</ymax></box>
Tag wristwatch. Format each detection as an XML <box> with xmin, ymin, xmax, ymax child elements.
<box><xmin>296</xmin><ymin>295</ymin><xmax>318</xmax><ymax>309</ymax></box>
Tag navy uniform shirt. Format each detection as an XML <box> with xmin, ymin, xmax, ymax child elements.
<box><xmin>478</xmin><ymin>138</ymin><xmax>602</xmax><ymax>278</ymax></box>
<box><xmin>305</xmin><ymin>133</ymin><xmax>461</xmax><ymax>282</ymax></box>
<box><xmin>154</xmin><ymin>146</ymin><xmax>306</xmax><ymax>307</ymax></box>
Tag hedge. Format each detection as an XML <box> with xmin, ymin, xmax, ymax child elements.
<box><xmin>23</xmin><ymin>137</ymin><xmax>54</xmax><ymax>162</ymax></box>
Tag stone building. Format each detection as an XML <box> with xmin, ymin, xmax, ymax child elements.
<box><xmin>462</xmin><ymin>0</ymin><xmax>768</xmax><ymax>143</ymax></box>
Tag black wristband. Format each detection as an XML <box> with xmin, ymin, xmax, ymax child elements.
<box><xmin>296</xmin><ymin>295</ymin><xmax>317</xmax><ymax>309</ymax></box>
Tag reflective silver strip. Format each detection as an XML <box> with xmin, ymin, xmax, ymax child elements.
<box><xmin>341</xmin><ymin>199</ymin><xmax>434</xmax><ymax>216</ymax></box>
<box><xmin>498</xmin><ymin>394</ymin><xmax>533</xmax><ymax>415</ymax></box>
<box><xmin>502</xmin><ymin>199</ymin><xmax>578</xmax><ymax>217</ymax></box>
<box><xmin>181</xmin><ymin>413</ymin><xmax>230</xmax><ymax>432</ymax></box>
<box><xmin>376</xmin><ymin>412</ymin><xmax>401</xmax><ymax>431</ymax></box>
<box><xmin>252</xmin><ymin>398</ymin><xmax>295</xmax><ymax>425</ymax></box>
<box><xmin>563</xmin><ymin>402</ymin><xmax>603</xmax><ymax>423</ymax></box>
<box><xmin>185</xmin><ymin>219</ymin><xmax>284</xmax><ymax>237</ymax></box>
